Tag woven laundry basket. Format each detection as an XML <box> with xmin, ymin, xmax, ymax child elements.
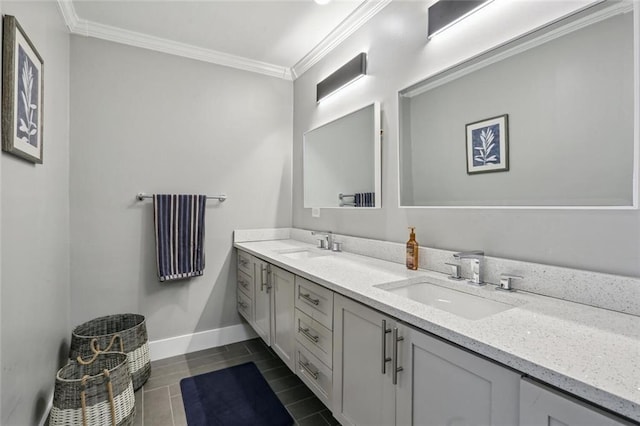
<box><xmin>50</xmin><ymin>351</ymin><xmax>135</xmax><ymax>426</ymax></box>
<box><xmin>69</xmin><ymin>314</ymin><xmax>151</xmax><ymax>390</ymax></box>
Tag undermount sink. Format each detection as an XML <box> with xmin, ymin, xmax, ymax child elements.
<box><xmin>382</xmin><ymin>282</ymin><xmax>515</xmax><ymax>320</ymax></box>
<box><xmin>278</xmin><ymin>249</ymin><xmax>330</xmax><ymax>260</ymax></box>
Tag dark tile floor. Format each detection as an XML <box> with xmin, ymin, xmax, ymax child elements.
<box><xmin>135</xmin><ymin>338</ymin><xmax>340</xmax><ymax>426</ymax></box>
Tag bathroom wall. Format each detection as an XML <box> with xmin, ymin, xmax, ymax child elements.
<box><xmin>1</xmin><ymin>2</ymin><xmax>71</xmax><ymax>425</ymax></box>
<box><xmin>69</xmin><ymin>37</ymin><xmax>292</xmax><ymax>343</ymax></box>
<box><xmin>293</xmin><ymin>0</ymin><xmax>640</xmax><ymax>278</ymax></box>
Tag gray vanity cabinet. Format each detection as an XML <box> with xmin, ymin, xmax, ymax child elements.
<box><xmin>333</xmin><ymin>293</ymin><xmax>520</xmax><ymax>426</ymax></box>
<box><xmin>237</xmin><ymin>251</ymin><xmax>296</xmax><ymax>371</ymax></box>
<box><xmin>520</xmin><ymin>379</ymin><xmax>634</xmax><ymax>426</ymax></box>
<box><xmin>253</xmin><ymin>257</ymin><xmax>272</xmax><ymax>346</ymax></box>
<box><xmin>333</xmin><ymin>294</ymin><xmax>396</xmax><ymax>426</ymax></box>
<box><xmin>395</xmin><ymin>324</ymin><xmax>520</xmax><ymax>426</ymax></box>
<box><xmin>269</xmin><ymin>265</ymin><xmax>296</xmax><ymax>370</ymax></box>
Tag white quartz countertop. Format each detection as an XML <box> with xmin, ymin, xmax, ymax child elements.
<box><xmin>234</xmin><ymin>239</ymin><xmax>640</xmax><ymax>423</ymax></box>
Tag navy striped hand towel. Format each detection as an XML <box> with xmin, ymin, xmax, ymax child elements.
<box><xmin>153</xmin><ymin>194</ymin><xmax>206</xmax><ymax>282</ymax></box>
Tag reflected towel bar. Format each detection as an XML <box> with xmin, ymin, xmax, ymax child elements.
<box><xmin>136</xmin><ymin>193</ymin><xmax>227</xmax><ymax>202</ymax></box>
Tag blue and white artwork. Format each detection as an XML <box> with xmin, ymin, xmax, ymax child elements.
<box><xmin>16</xmin><ymin>45</ymin><xmax>39</xmax><ymax>148</ymax></box>
<box><xmin>472</xmin><ymin>124</ymin><xmax>500</xmax><ymax>166</ymax></box>
<box><xmin>466</xmin><ymin>114</ymin><xmax>509</xmax><ymax>174</ymax></box>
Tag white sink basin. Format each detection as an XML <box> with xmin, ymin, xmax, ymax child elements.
<box><xmin>278</xmin><ymin>249</ymin><xmax>329</xmax><ymax>260</ymax></box>
<box><xmin>383</xmin><ymin>282</ymin><xmax>515</xmax><ymax>320</ymax></box>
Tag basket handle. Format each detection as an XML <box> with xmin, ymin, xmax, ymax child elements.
<box><xmin>91</xmin><ymin>334</ymin><xmax>124</xmax><ymax>354</ymax></box>
<box><xmin>80</xmin><ymin>371</ymin><xmax>117</xmax><ymax>426</ymax></box>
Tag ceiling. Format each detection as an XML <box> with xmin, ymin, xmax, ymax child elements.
<box><xmin>59</xmin><ymin>0</ymin><xmax>391</xmax><ymax>80</ymax></box>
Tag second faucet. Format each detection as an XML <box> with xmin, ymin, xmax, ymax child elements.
<box><xmin>453</xmin><ymin>250</ymin><xmax>484</xmax><ymax>285</ymax></box>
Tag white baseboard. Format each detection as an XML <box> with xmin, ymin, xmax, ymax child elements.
<box><xmin>148</xmin><ymin>323</ymin><xmax>257</xmax><ymax>361</ymax></box>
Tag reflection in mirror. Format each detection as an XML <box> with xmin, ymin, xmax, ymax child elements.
<box><xmin>399</xmin><ymin>3</ymin><xmax>636</xmax><ymax>208</ymax></box>
<box><xmin>304</xmin><ymin>102</ymin><xmax>381</xmax><ymax>208</ymax></box>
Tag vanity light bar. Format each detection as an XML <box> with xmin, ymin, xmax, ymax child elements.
<box><xmin>427</xmin><ymin>0</ymin><xmax>494</xmax><ymax>39</ymax></box>
<box><xmin>316</xmin><ymin>52</ymin><xmax>367</xmax><ymax>103</ymax></box>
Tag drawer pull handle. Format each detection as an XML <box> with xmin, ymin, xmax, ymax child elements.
<box><xmin>239</xmin><ymin>279</ymin><xmax>249</xmax><ymax>289</ymax></box>
<box><xmin>237</xmin><ymin>301</ymin><xmax>248</xmax><ymax>309</ymax></box>
<box><xmin>392</xmin><ymin>327</ymin><xmax>404</xmax><ymax>385</ymax></box>
<box><xmin>299</xmin><ymin>359</ymin><xmax>319</xmax><ymax>380</ymax></box>
<box><xmin>381</xmin><ymin>319</ymin><xmax>392</xmax><ymax>374</ymax></box>
<box><xmin>300</xmin><ymin>292</ymin><xmax>320</xmax><ymax>306</ymax></box>
<box><xmin>298</xmin><ymin>326</ymin><xmax>319</xmax><ymax>343</ymax></box>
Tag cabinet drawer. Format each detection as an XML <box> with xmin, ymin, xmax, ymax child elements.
<box><xmin>295</xmin><ymin>343</ymin><xmax>332</xmax><ymax>409</ymax></box>
<box><xmin>295</xmin><ymin>309</ymin><xmax>332</xmax><ymax>368</ymax></box>
<box><xmin>295</xmin><ymin>277</ymin><xmax>333</xmax><ymax>330</ymax></box>
<box><xmin>237</xmin><ymin>250</ymin><xmax>253</xmax><ymax>277</ymax></box>
<box><xmin>237</xmin><ymin>289</ymin><xmax>252</xmax><ymax>322</ymax></box>
<box><xmin>237</xmin><ymin>270</ymin><xmax>254</xmax><ymax>299</ymax></box>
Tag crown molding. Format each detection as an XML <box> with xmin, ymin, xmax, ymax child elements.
<box><xmin>56</xmin><ymin>0</ymin><xmax>292</xmax><ymax>80</ymax></box>
<box><xmin>291</xmin><ymin>0</ymin><xmax>392</xmax><ymax>79</ymax></box>
<box><xmin>56</xmin><ymin>0</ymin><xmax>391</xmax><ymax>81</ymax></box>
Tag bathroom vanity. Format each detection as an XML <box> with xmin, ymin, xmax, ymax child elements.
<box><xmin>234</xmin><ymin>229</ymin><xmax>639</xmax><ymax>426</ymax></box>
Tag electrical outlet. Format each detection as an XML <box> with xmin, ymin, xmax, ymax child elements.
<box><xmin>312</xmin><ymin>208</ymin><xmax>320</xmax><ymax>218</ymax></box>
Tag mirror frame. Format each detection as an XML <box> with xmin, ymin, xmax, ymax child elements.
<box><xmin>303</xmin><ymin>101</ymin><xmax>382</xmax><ymax>209</ymax></box>
<box><xmin>397</xmin><ymin>1</ymin><xmax>639</xmax><ymax>210</ymax></box>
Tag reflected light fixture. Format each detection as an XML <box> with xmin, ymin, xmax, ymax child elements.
<box><xmin>427</xmin><ymin>0</ymin><xmax>494</xmax><ymax>39</ymax></box>
<box><xmin>314</xmin><ymin>0</ymin><xmax>331</xmax><ymax>4</ymax></box>
<box><xmin>316</xmin><ymin>52</ymin><xmax>367</xmax><ymax>103</ymax></box>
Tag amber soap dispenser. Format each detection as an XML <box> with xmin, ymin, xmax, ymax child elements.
<box><xmin>406</xmin><ymin>227</ymin><xmax>419</xmax><ymax>270</ymax></box>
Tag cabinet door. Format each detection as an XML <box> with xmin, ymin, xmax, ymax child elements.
<box><xmin>396</xmin><ymin>324</ymin><xmax>520</xmax><ymax>426</ymax></box>
<box><xmin>270</xmin><ymin>265</ymin><xmax>295</xmax><ymax>371</ymax></box>
<box><xmin>520</xmin><ymin>379</ymin><xmax>633</xmax><ymax>426</ymax></box>
<box><xmin>333</xmin><ymin>294</ymin><xmax>396</xmax><ymax>426</ymax></box>
<box><xmin>253</xmin><ymin>258</ymin><xmax>271</xmax><ymax>345</ymax></box>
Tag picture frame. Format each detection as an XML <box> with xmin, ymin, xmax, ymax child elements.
<box><xmin>2</xmin><ymin>15</ymin><xmax>44</xmax><ymax>164</ymax></box>
<box><xmin>465</xmin><ymin>114</ymin><xmax>508</xmax><ymax>175</ymax></box>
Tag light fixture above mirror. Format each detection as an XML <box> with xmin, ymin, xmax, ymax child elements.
<box><xmin>316</xmin><ymin>52</ymin><xmax>367</xmax><ymax>103</ymax></box>
<box><xmin>428</xmin><ymin>0</ymin><xmax>495</xmax><ymax>39</ymax></box>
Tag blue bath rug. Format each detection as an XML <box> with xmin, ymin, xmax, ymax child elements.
<box><xmin>180</xmin><ymin>362</ymin><xmax>294</xmax><ymax>426</ymax></box>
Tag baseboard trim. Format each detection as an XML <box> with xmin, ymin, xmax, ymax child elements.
<box><xmin>148</xmin><ymin>323</ymin><xmax>257</xmax><ymax>361</ymax></box>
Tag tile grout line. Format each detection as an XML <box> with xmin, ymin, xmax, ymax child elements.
<box><xmin>167</xmin><ymin>385</ymin><xmax>176</xmax><ymax>426</ymax></box>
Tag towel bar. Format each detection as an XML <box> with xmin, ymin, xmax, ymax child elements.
<box><xmin>136</xmin><ymin>193</ymin><xmax>227</xmax><ymax>202</ymax></box>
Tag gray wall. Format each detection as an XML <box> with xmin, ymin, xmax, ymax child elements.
<box><xmin>69</xmin><ymin>36</ymin><xmax>293</xmax><ymax>341</ymax></box>
<box><xmin>1</xmin><ymin>2</ymin><xmax>71</xmax><ymax>425</ymax></box>
<box><xmin>293</xmin><ymin>1</ymin><xmax>640</xmax><ymax>277</ymax></box>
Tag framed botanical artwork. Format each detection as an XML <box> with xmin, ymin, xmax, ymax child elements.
<box><xmin>2</xmin><ymin>15</ymin><xmax>44</xmax><ymax>164</ymax></box>
<box><xmin>465</xmin><ymin>114</ymin><xmax>508</xmax><ymax>175</ymax></box>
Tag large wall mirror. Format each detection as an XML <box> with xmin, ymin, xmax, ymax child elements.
<box><xmin>399</xmin><ymin>2</ymin><xmax>637</xmax><ymax>208</ymax></box>
<box><xmin>304</xmin><ymin>102</ymin><xmax>381</xmax><ymax>208</ymax></box>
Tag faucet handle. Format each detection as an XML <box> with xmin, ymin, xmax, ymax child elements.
<box><xmin>498</xmin><ymin>274</ymin><xmax>522</xmax><ymax>292</ymax></box>
<box><xmin>445</xmin><ymin>262</ymin><xmax>463</xmax><ymax>280</ymax></box>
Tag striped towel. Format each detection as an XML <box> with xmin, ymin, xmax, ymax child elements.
<box><xmin>153</xmin><ymin>194</ymin><xmax>206</xmax><ymax>282</ymax></box>
<box><xmin>355</xmin><ymin>192</ymin><xmax>375</xmax><ymax>207</ymax></box>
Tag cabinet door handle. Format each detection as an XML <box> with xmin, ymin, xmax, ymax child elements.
<box><xmin>299</xmin><ymin>292</ymin><xmax>320</xmax><ymax>306</ymax></box>
<box><xmin>392</xmin><ymin>327</ymin><xmax>404</xmax><ymax>385</ymax></box>
<box><xmin>299</xmin><ymin>359</ymin><xmax>319</xmax><ymax>380</ymax></box>
<box><xmin>260</xmin><ymin>265</ymin><xmax>267</xmax><ymax>291</ymax></box>
<box><xmin>237</xmin><ymin>301</ymin><xmax>248</xmax><ymax>309</ymax></box>
<box><xmin>239</xmin><ymin>278</ymin><xmax>249</xmax><ymax>289</ymax></box>
<box><xmin>298</xmin><ymin>326</ymin><xmax>319</xmax><ymax>343</ymax></box>
<box><xmin>381</xmin><ymin>319</ymin><xmax>392</xmax><ymax>374</ymax></box>
<box><xmin>266</xmin><ymin>264</ymin><xmax>272</xmax><ymax>293</ymax></box>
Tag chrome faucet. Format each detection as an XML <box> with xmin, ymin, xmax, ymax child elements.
<box><xmin>311</xmin><ymin>231</ymin><xmax>333</xmax><ymax>250</ymax></box>
<box><xmin>453</xmin><ymin>250</ymin><xmax>484</xmax><ymax>285</ymax></box>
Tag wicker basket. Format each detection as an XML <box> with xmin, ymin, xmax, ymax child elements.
<box><xmin>69</xmin><ymin>314</ymin><xmax>151</xmax><ymax>390</ymax></box>
<box><xmin>50</xmin><ymin>351</ymin><xmax>135</xmax><ymax>426</ymax></box>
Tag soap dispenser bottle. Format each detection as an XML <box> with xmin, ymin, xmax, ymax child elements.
<box><xmin>406</xmin><ymin>227</ymin><xmax>419</xmax><ymax>270</ymax></box>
